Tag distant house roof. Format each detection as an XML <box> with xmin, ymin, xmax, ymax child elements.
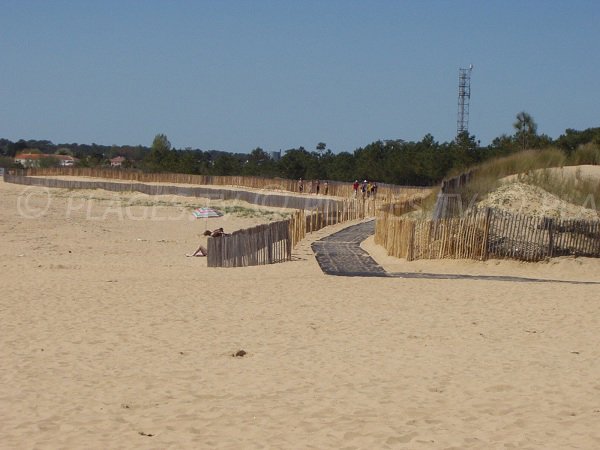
<box><xmin>15</xmin><ymin>154</ymin><xmax>79</xmax><ymax>167</ymax></box>
<box><xmin>15</xmin><ymin>153</ymin><xmax>46</xmax><ymax>160</ymax></box>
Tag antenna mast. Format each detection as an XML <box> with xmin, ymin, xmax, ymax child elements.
<box><xmin>457</xmin><ymin>65</ymin><xmax>473</xmax><ymax>137</ymax></box>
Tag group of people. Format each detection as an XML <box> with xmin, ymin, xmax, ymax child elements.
<box><xmin>352</xmin><ymin>179</ymin><xmax>378</xmax><ymax>199</ymax></box>
<box><xmin>297</xmin><ymin>178</ymin><xmax>329</xmax><ymax>195</ymax></box>
<box><xmin>186</xmin><ymin>228</ymin><xmax>228</xmax><ymax>257</ymax></box>
<box><xmin>297</xmin><ymin>177</ymin><xmax>378</xmax><ymax>198</ymax></box>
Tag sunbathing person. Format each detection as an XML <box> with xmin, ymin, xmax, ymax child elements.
<box><xmin>186</xmin><ymin>244</ymin><xmax>208</xmax><ymax>257</ymax></box>
<box><xmin>187</xmin><ymin>229</ymin><xmax>228</xmax><ymax>257</ymax></box>
<box><xmin>208</xmin><ymin>227</ymin><xmax>228</xmax><ymax>237</ymax></box>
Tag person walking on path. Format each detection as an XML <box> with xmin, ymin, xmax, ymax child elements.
<box><xmin>353</xmin><ymin>180</ymin><xmax>359</xmax><ymax>198</ymax></box>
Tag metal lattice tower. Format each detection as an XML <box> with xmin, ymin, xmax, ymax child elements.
<box><xmin>457</xmin><ymin>65</ymin><xmax>473</xmax><ymax>137</ymax></box>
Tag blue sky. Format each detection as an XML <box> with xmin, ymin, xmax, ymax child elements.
<box><xmin>1</xmin><ymin>0</ymin><xmax>599</xmax><ymax>153</ymax></box>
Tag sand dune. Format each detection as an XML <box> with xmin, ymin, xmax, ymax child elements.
<box><xmin>1</xmin><ymin>180</ymin><xmax>600</xmax><ymax>449</ymax></box>
<box><xmin>479</xmin><ymin>165</ymin><xmax>600</xmax><ymax>220</ymax></box>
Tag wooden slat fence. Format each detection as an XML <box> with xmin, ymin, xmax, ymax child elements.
<box><xmin>207</xmin><ymin>199</ymin><xmax>378</xmax><ymax>267</ymax></box>
<box><xmin>431</xmin><ymin>170</ymin><xmax>474</xmax><ymax>220</ymax></box>
<box><xmin>207</xmin><ymin>220</ymin><xmax>292</xmax><ymax>267</ymax></box>
<box><xmin>23</xmin><ymin>167</ymin><xmax>429</xmax><ymax>201</ymax></box>
<box><xmin>4</xmin><ymin>173</ymin><xmax>348</xmax><ymax>211</ymax></box>
<box><xmin>376</xmin><ymin>207</ymin><xmax>600</xmax><ymax>262</ymax></box>
<box><xmin>4</xmin><ymin>172</ymin><xmax>382</xmax><ymax>267</ymax></box>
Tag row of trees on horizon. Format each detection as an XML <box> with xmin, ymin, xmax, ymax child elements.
<box><xmin>1</xmin><ymin>113</ymin><xmax>599</xmax><ymax>186</ymax></box>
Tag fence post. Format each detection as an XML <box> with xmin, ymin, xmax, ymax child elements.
<box><xmin>481</xmin><ymin>207</ymin><xmax>491</xmax><ymax>261</ymax></box>
<box><xmin>547</xmin><ymin>218</ymin><xmax>555</xmax><ymax>258</ymax></box>
<box><xmin>207</xmin><ymin>236</ymin><xmax>216</xmax><ymax>267</ymax></box>
<box><xmin>267</xmin><ymin>227</ymin><xmax>273</xmax><ymax>264</ymax></box>
<box><xmin>407</xmin><ymin>221</ymin><xmax>415</xmax><ymax>261</ymax></box>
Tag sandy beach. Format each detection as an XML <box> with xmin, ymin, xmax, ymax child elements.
<box><xmin>1</xmin><ymin>179</ymin><xmax>600</xmax><ymax>449</ymax></box>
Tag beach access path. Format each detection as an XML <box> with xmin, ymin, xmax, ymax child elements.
<box><xmin>312</xmin><ymin>220</ymin><xmax>600</xmax><ymax>285</ymax></box>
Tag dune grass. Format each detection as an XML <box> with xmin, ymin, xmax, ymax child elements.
<box><xmin>458</xmin><ymin>148</ymin><xmax>566</xmax><ymax>203</ymax></box>
<box><xmin>461</xmin><ymin>146</ymin><xmax>599</xmax><ymax>210</ymax></box>
<box><xmin>517</xmin><ymin>167</ymin><xmax>600</xmax><ymax>211</ymax></box>
<box><xmin>568</xmin><ymin>142</ymin><xmax>600</xmax><ymax>166</ymax></box>
<box><xmin>419</xmin><ymin>145</ymin><xmax>600</xmax><ymax>216</ymax></box>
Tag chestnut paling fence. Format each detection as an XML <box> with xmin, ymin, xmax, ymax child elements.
<box><xmin>5</xmin><ymin>172</ymin><xmax>357</xmax><ymax>211</ymax></box>
<box><xmin>23</xmin><ymin>167</ymin><xmax>429</xmax><ymax>201</ymax></box>
<box><xmin>378</xmin><ymin>171</ymin><xmax>600</xmax><ymax>262</ymax></box>
<box><xmin>375</xmin><ymin>206</ymin><xmax>600</xmax><ymax>262</ymax></box>
<box><xmin>206</xmin><ymin>203</ymin><xmax>375</xmax><ymax>267</ymax></box>
<box><xmin>5</xmin><ymin>169</ymin><xmax>599</xmax><ymax>265</ymax></box>
<box><xmin>4</xmin><ymin>171</ymin><xmax>388</xmax><ymax>267</ymax></box>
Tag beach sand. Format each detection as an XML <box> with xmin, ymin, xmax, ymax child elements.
<box><xmin>1</xmin><ymin>180</ymin><xmax>600</xmax><ymax>449</ymax></box>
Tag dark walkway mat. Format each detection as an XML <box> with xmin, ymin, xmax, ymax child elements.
<box><xmin>311</xmin><ymin>221</ymin><xmax>386</xmax><ymax>276</ymax></box>
<box><xmin>311</xmin><ymin>221</ymin><xmax>600</xmax><ymax>285</ymax></box>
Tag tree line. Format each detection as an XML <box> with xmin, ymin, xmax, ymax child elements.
<box><xmin>1</xmin><ymin>113</ymin><xmax>599</xmax><ymax>186</ymax></box>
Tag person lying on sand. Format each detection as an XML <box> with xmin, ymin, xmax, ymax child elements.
<box><xmin>207</xmin><ymin>227</ymin><xmax>229</xmax><ymax>237</ymax></box>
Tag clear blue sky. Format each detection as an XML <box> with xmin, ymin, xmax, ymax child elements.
<box><xmin>1</xmin><ymin>0</ymin><xmax>599</xmax><ymax>153</ymax></box>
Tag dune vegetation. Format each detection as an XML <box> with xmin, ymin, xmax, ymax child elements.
<box><xmin>451</xmin><ymin>144</ymin><xmax>600</xmax><ymax>216</ymax></box>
